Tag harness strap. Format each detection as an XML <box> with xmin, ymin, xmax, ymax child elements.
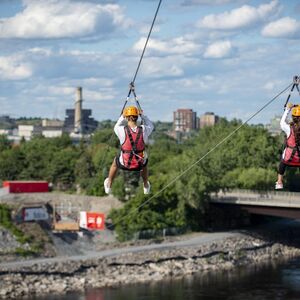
<box><xmin>123</xmin><ymin>126</ymin><xmax>144</xmax><ymax>168</ymax></box>
<box><xmin>287</xmin><ymin>146</ymin><xmax>297</xmax><ymax>163</ymax></box>
<box><xmin>135</xmin><ymin>127</ymin><xmax>144</xmax><ymax>168</ymax></box>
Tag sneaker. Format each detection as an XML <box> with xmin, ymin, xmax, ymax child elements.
<box><xmin>275</xmin><ymin>182</ymin><xmax>283</xmax><ymax>190</ymax></box>
<box><xmin>104</xmin><ymin>178</ymin><xmax>111</xmax><ymax>194</ymax></box>
<box><xmin>143</xmin><ymin>181</ymin><xmax>151</xmax><ymax>195</ymax></box>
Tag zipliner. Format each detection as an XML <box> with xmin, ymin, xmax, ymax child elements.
<box><xmin>104</xmin><ymin>106</ymin><xmax>154</xmax><ymax>195</ymax></box>
<box><xmin>275</xmin><ymin>103</ymin><xmax>300</xmax><ymax>189</ymax></box>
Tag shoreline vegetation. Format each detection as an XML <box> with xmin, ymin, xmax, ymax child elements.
<box><xmin>1</xmin><ymin>228</ymin><xmax>300</xmax><ymax>299</ymax></box>
<box><xmin>2</xmin><ymin>119</ymin><xmax>300</xmax><ymax>240</ymax></box>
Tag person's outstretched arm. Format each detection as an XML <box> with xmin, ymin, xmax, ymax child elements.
<box><xmin>114</xmin><ymin>115</ymin><xmax>126</xmax><ymax>144</ymax></box>
<box><xmin>141</xmin><ymin>114</ymin><xmax>154</xmax><ymax>144</ymax></box>
<box><xmin>280</xmin><ymin>106</ymin><xmax>291</xmax><ymax>137</ymax></box>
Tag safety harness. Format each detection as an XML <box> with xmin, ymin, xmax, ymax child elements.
<box><xmin>283</xmin><ymin>126</ymin><xmax>300</xmax><ymax>166</ymax></box>
<box><xmin>121</xmin><ymin>125</ymin><xmax>145</xmax><ymax>170</ymax></box>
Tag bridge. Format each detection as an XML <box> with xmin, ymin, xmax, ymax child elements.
<box><xmin>210</xmin><ymin>190</ymin><xmax>300</xmax><ymax>219</ymax></box>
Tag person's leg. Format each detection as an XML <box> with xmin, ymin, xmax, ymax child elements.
<box><xmin>108</xmin><ymin>158</ymin><xmax>118</xmax><ymax>187</ymax></box>
<box><xmin>104</xmin><ymin>158</ymin><xmax>119</xmax><ymax>194</ymax></box>
<box><xmin>140</xmin><ymin>165</ymin><xmax>149</xmax><ymax>187</ymax></box>
<box><xmin>276</xmin><ymin>161</ymin><xmax>286</xmax><ymax>189</ymax></box>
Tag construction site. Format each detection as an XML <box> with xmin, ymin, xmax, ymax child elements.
<box><xmin>0</xmin><ymin>181</ymin><xmax>123</xmax><ymax>262</ymax></box>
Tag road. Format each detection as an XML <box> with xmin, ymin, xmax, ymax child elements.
<box><xmin>0</xmin><ymin>231</ymin><xmax>241</xmax><ymax>270</ymax></box>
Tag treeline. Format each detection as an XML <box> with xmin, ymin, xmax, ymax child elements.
<box><xmin>0</xmin><ymin>119</ymin><xmax>300</xmax><ymax>239</ymax></box>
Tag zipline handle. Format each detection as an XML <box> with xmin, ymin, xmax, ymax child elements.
<box><xmin>284</xmin><ymin>75</ymin><xmax>300</xmax><ymax>109</ymax></box>
<box><xmin>120</xmin><ymin>82</ymin><xmax>143</xmax><ymax>116</ymax></box>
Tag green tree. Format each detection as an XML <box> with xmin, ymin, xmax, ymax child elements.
<box><xmin>0</xmin><ymin>135</ymin><xmax>10</xmax><ymax>152</ymax></box>
<box><xmin>0</xmin><ymin>148</ymin><xmax>25</xmax><ymax>180</ymax></box>
<box><xmin>49</xmin><ymin>148</ymin><xmax>79</xmax><ymax>190</ymax></box>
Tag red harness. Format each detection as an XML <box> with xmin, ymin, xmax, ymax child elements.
<box><xmin>121</xmin><ymin>126</ymin><xmax>145</xmax><ymax>170</ymax></box>
<box><xmin>282</xmin><ymin>126</ymin><xmax>300</xmax><ymax>166</ymax></box>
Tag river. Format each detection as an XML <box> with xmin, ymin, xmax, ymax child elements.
<box><xmin>24</xmin><ymin>257</ymin><xmax>300</xmax><ymax>300</ymax></box>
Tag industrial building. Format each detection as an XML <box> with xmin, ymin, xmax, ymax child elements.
<box><xmin>64</xmin><ymin>87</ymin><xmax>98</xmax><ymax>135</ymax></box>
<box><xmin>0</xmin><ymin>87</ymin><xmax>98</xmax><ymax>142</ymax></box>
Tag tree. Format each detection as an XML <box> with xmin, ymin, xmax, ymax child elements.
<box><xmin>0</xmin><ymin>148</ymin><xmax>25</xmax><ymax>180</ymax></box>
<box><xmin>49</xmin><ymin>148</ymin><xmax>79</xmax><ymax>190</ymax></box>
<box><xmin>0</xmin><ymin>135</ymin><xmax>10</xmax><ymax>152</ymax></box>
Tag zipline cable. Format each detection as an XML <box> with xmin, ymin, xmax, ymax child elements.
<box><xmin>121</xmin><ymin>0</ymin><xmax>163</xmax><ymax>114</ymax></box>
<box><xmin>131</xmin><ymin>0</ymin><xmax>162</xmax><ymax>85</ymax></box>
<box><xmin>108</xmin><ymin>82</ymin><xmax>293</xmax><ymax>229</ymax></box>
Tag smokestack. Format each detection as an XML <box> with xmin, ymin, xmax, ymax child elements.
<box><xmin>74</xmin><ymin>87</ymin><xmax>82</xmax><ymax>133</ymax></box>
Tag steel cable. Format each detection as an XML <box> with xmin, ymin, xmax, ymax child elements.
<box><xmin>131</xmin><ymin>0</ymin><xmax>162</xmax><ymax>85</ymax></box>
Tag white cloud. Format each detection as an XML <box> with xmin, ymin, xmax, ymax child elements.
<box><xmin>28</xmin><ymin>48</ymin><xmax>53</xmax><ymax>56</ymax></box>
<box><xmin>197</xmin><ymin>0</ymin><xmax>279</xmax><ymax>30</ymax></box>
<box><xmin>130</xmin><ymin>54</ymin><xmax>198</xmax><ymax>79</ymax></box>
<box><xmin>262</xmin><ymin>17</ymin><xmax>300</xmax><ymax>38</ymax></box>
<box><xmin>0</xmin><ymin>0</ymin><xmax>130</xmax><ymax>39</ymax></box>
<box><xmin>0</xmin><ymin>55</ymin><xmax>32</xmax><ymax>80</ymax></box>
<box><xmin>181</xmin><ymin>0</ymin><xmax>245</xmax><ymax>6</ymax></box>
<box><xmin>48</xmin><ymin>86</ymin><xmax>74</xmax><ymax>96</ymax></box>
<box><xmin>203</xmin><ymin>40</ymin><xmax>233</xmax><ymax>58</ymax></box>
<box><xmin>133</xmin><ymin>37</ymin><xmax>200</xmax><ymax>55</ymax></box>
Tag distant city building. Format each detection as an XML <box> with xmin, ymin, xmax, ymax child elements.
<box><xmin>265</xmin><ymin>115</ymin><xmax>282</xmax><ymax>136</ymax></box>
<box><xmin>41</xmin><ymin>119</ymin><xmax>64</xmax><ymax>138</ymax></box>
<box><xmin>199</xmin><ymin>112</ymin><xmax>219</xmax><ymax>128</ymax></box>
<box><xmin>173</xmin><ymin>109</ymin><xmax>197</xmax><ymax>133</ymax></box>
<box><xmin>42</xmin><ymin>119</ymin><xmax>64</xmax><ymax>127</ymax></box>
<box><xmin>64</xmin><ymin>87</ymin><xmax>98</xmax><ymax>134</ymax></box>
<box><xmin>42</xmin><ymin>129</ymin><xmax>63</xmax><ymax>138</ymax></box>
<box><xmin>0</xmin><ymin>115</ymin><xmax>15</xmax><ymax>129</ymax></box>
<box><xmin>0</xmin><ymin>129</ymin><xmax>13</xmax><ymax>135</ymax></box>
<box><xmin>18</xmin><ymin>125</ymin><xmax>42</xmax><ymax>140</ymax></box>
<box><xmin>64</xmin><ymin>109</ymin><xmax>98</xmax><ymax>134</ymax></box>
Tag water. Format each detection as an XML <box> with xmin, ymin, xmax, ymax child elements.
<box><xmin>27</xmin><ymin>257</ymin><xmax>300</xmax><ymax>300</ymax></box>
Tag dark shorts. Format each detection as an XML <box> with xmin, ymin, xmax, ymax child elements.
<box><xmin>278</xmin><ymin>160</ymin><xmax>300</xmax><ymax>175</ymax></box>
<box><xmin>115</xmin><ymin>155</ymin><xmax>148</xmax><ymax>171</ymax></box>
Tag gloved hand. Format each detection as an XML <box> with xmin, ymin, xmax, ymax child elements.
<box><xmin>287</xmin><ymin>102</ymin><xmax>293</xmax><ymax>109</ymax></box>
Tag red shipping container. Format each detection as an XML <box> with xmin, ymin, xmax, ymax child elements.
<box><xmin>3</xmin><ymin>181</ymin><xmax>49</xmax><ymax>193</ymax></box>
<box><xmin>80</xmin><ymin>212</ymin><xmax>105</xmax><ymax>230</ymax></box>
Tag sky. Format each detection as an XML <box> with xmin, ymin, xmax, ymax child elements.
<box><xmin>0</xmin><ymin>0</ymin><xmax>300</xmax><ymax>123</ymax></box>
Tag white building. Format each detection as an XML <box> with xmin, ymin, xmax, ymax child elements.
<box><xmin>42</xmin><ymin>129</ymin><xmax>63</xmax><ymax>138</ymax></box>
<box><xmin>0</xmin><ymin>129</ymin><xmax>13</xmax><ymax>135</ymax></box>
<box><xmin>18</xmin><ymin>125</ymin><xmax>42</xmax><ymax>140</ymax></box>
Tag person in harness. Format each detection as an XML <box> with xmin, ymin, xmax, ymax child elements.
<box><xmin>275</xmin><ymin>103</ymin><xmax>300</xmax><ymax>189</ymax></box>
<box><xmin>104</xmin><ymin>106</ymin><xmax>154</xmax><ymax>195</ymax></box>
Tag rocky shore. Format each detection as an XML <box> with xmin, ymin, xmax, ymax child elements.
<box><xmin>1</xmin><ymin>233</ymin><xmax>300</xmax><ymax>299</ymax></box>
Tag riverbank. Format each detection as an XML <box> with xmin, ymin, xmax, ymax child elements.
<box><xmin>1</xmin><ymin>228</ymin><xmax>300</xmax><ymax>299</ymax></box>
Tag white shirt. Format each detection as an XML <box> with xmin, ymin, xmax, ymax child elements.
<box><xmin>280</xmin><ymin>107</ymin><xmax>291</xmax><ymax>137</ymax></box>
<box><xmin>280</xmin><ymin>107</ymin><xmax>292</xmax><ymax>159</ymax></box>
<box><xmin>114</xmin><ymin>115</ymin><xmax>154</xmax><ymax>165</ymax></box>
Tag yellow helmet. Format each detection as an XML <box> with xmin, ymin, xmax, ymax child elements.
<box><xmin>292</xmin><ymin>105</ymin><xmax>300</xmax><ymax>117</ymax></box>
<box><xmin>123</xmin><ymin>106</ymin><xmax>139</xmax><ymax>117</ymax></box>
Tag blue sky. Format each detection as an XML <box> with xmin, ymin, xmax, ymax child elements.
<box><xmin>0</xmin><ymin>0</ymin><xmax>300</xmax><ymax>123</ymax></box>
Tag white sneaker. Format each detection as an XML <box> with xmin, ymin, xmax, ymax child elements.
<box><xmin>275</xmin><ymin>182</ymin><xmax>283</xmax><ymax>190</ymax></box>
<box><xmin>143</xmin><ymin>181</ymin><xmax>151</xmax><ymax>195</ymax></box>
<box><xmin>104</xmin><ymin>178</ymin><xmax>111</xmax><ymax>194</ymax></box>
